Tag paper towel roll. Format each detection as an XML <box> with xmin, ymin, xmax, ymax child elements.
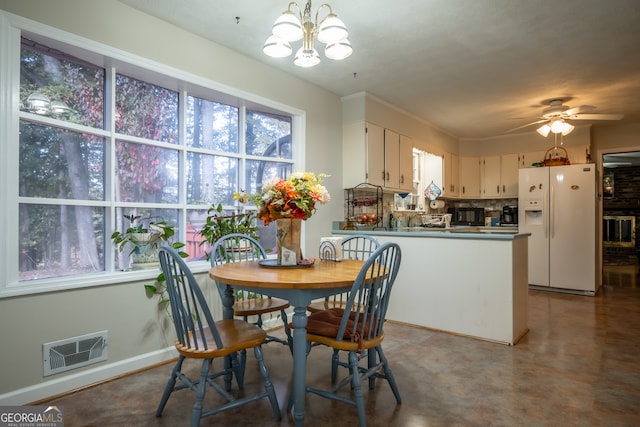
<box><xmin>430</xmin><ymin>200</ymin><xmax>445</xmax><ymax>209</ymax></box>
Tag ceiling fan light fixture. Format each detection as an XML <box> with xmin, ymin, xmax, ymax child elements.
<box><xmin>550</xmin><ymin>119</ymin><xmax>566</xmax><ymax>134</ymax></box>
<box><xmin>537</xmin><ymin>124</ymin><xmax>551</xmax><ymax>137</ymax></box>
<box><xmin>561</xmin><ymin>122</ymin><xmax>575</xmax><ymax>136</ymax></box>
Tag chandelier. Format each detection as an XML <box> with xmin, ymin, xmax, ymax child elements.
<box><xmin>536</xmin><ymin>118</ymin><xmax>575</xmax><ymax>137</ymax></box>
<box><xmin>263</xmin><ymin>1</ymin><xmax>352</xmax><ymax>68</ymax></box>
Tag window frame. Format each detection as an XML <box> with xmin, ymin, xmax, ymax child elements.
<box><xmin>0</xmin><ymin>11</ymin><xmax>305</xmax><ymax>298</ymax></box>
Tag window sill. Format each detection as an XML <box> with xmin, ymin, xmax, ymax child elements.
<box><xmin>0</xmin><ymin>260</ymin><xmax>213</xmax><ymax>299</ymax></box>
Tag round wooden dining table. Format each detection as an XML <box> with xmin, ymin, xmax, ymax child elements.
<box><xmin>209</xmin><ymin>258</ymin><xmax>365</xmax><ymax>427</ymax></box>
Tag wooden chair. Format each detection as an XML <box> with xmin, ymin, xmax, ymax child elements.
<box><xmin>155</xmin><ymin>245</ymin><xmax>281</xmax><ymax>427</ymax></box>
<box><xmin>210</xmin><ymin>233</ymin><xmax>293</xmax><ymax>377</ymax></box>
<box><xmin>307</xmin><ymin>235</ymin><xmax>380</xmax><ymax>313</ymax></box>
<box><xmin>302</xmin><ymin>242</ymin><xmax>402</xmax><ymax>427</ymax></box>
<box><xmin>307</xmin><ymin>235</ymin><xmax>380</xmax><ymax>383</ymax></box>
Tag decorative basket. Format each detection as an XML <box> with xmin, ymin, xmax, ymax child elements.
<box><xmin>543</xmin><ymin>146</ymin><xmax>570</xmax><ymax>166</ymax></box>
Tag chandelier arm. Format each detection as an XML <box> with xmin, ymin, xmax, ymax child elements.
<box><xmin>288</xmin><ymin>2</ymin><xmax>304</xmax><ymax>22</ymax></box>
<box><xmin>315</xmin><ymin>3</ymin><xmax>334</xmax><ymax>28</ymax></box>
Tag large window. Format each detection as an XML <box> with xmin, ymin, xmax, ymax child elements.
<box><xmin>14</xmin><ymin>34</ymin><xmax>295</xmax><ymax>284</ymax></box>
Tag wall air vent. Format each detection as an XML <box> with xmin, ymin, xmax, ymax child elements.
<box><xmin>43</xmin><ymin>331</ymin><xmax>108</xmax><ymax>376</ymax></box>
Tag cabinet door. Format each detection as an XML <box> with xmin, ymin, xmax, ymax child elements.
<box><xmin>366</xmin><ymin>123</ymin><xmax>385</xmax><ymax>187</ymax></box>
<box><xmin>443</xmin><ymin>152</ymin><xmax>459</xmax><ymax>197</ymax></box>
<box><xmin>500</xmin><ymin>153</ymin><xmax>519</xmax><ymax>197</ymax></box>
<box><xmin>459</xmin><ymin>157</ymin><xmax>481</xmax><ymax>198</ymax></box>
<box><xmin>399</xmin><ymin>135</ymin><xmax>414</xmax><ymax>192</ymax></box>
<box><xmin>481</xmin><ymin>155</ymin><xmax>501</xmax><ymax>198</ymax></box>
<box><xmin>384</xmin><ymin>129</ymin><xmax>400</xmax><ymax>189</ymax></box>
<box><xmin>519</xmin><ymin>150</ymin><xmax>546</xmax><ymax>168</ymax></box>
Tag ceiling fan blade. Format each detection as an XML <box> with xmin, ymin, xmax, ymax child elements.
<box><xmin>569</xmin><ymin>113</ymin><xmax>624</xmax><ymax>121</ymax></box>
<box><xmin>504</xmin><ymin>119</ymin><xmax>548</xmax><ymax>133</ymax></box>
<box><xmin>563</xmin><ymin>105</ymin><xmax>596</xmax><ymax>116</ymax></box>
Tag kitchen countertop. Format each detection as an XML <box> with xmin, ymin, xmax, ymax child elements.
<box><xmin>332</xmin><ymin>223</ymin><xmax>527</xmax><ymax>240</ymax></box>
<box><xmin>330</xmin><ymin>222</ymin><xmax>530</xmax><ymax>345</ymax></box>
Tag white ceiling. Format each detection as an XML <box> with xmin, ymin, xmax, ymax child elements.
<box><xmin>118</xmin><ymin>0</ymin><xmax>640</xmax><ymax>139</ymax></box>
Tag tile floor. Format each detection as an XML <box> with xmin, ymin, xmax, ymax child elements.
<box><xmin>38</xmin><ymin>264</ymin><xmax>640</xmax><ymax>426</ymax></box>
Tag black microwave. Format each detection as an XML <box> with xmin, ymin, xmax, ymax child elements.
<box><xmin>448</xmin><ymin>207</ymin><xmax>485</xmax><ymax>226</ymax></box>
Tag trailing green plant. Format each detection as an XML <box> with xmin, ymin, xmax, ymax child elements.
<box><xmin>199</xmin><ymin>191</ymin><xmax>259</xmax><ymax>260</ymax></box>
<box><xmin>110</xmin><ymin>213</ymin><xmax>187</xmax><ymax>313</ymax></box>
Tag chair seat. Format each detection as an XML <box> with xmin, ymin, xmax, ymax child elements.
<box><xmin>307</xmin><ymin>299</ymin><xmax>348</xmax><ymax>313</ymax></box>
<box><xmin>306</xmin><ymin>330</ymin><xmax>385</xmax><ymax>352</ymax></box>
<box><xmin>174</xmin><ymin>319</ymin><xmax>267</xmax><ymax>359</ymax></box>
<box><xmin>233</xmin><ymin>297</ymin><xmax>289</xmax><ymax>316</ymax></box>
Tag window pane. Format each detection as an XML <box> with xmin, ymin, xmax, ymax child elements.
<box><xmin>187</xmin><ymin>152</ymin><xmax>238</xmax><ymax>205</ymax></box>
<box><xmin>115</xmin><ymin>74</ymin><xmax>178</xmax><ymax>143</ymax></box>
<box><xmin>186</xmin><ymin>209</ymin><xmax>209</xmax><ymax>261</ymax></box>
<box><xmin>20</xmin><ymin>38</ymin><xmax>105</xmax><ymax>128</ymax></box>
<box><xmin>245</xmin><ymin>111</ymin><xmax>292</xmax><ymax>158</ymax></box>
<box><xmin>19</xmin><ymin>121</ymin><xmax>105</xmax><ymax>200</ymax></box>
<box><xmin>246</xmin><ymin>160</ymin><xmax>292</xmax><ymax>195</ymax></box>
<box><xmin>186</xmin><ymin>96</ymin><xmax>238</xmax><ymax>151</ymax></box>
<box><xmin>112</xmin><ymin>208</ymin><xmax>180</xmax><ymax>270</ymax></box>
<box><xmin>115</xmin><ymin>141</ymin><xmax>179</xmax><ymax>203</ymax></box>
<box><xmin>19</xmin><ymin>204</ymin><xmax>105</xmax><ymax>280</ymax></box>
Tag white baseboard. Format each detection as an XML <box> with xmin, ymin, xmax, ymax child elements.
<box><xmin>0</xmin><ymin>346</ymin><xmax>177</xmax><ymax>405</ymax></box>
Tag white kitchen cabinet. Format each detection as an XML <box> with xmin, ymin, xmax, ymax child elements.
<box><xmin>519</xmin><ymin>150</ymin><xmax>546</xmax><ymax>168</ymax></box>
<box><xmin>342</xmin><ymin>121</ymin><xmax>413</xmax><ymax>191</ymax></box>
<box><xmin>342</xmin><ymin>121</ymin><xmax>384</xmax><ymax>188</ymax></box>
<box><xmin>459</xmin><ymin>156</ymin><xmax>481</xmax><ymax>198</ymax></box>
<box><xmin>399</xmin><ymin>134</ymin><xmax>414</xmax><ymax>192</ymax></box>
<box><xmin>500</xmin><ymin>153</ymin><xmax>520</xmax><ymax>197</ymax></box>
<box><xmin>384</xmin><ymin>129</ymin><xmax>400</xmax><ymax>189</ymax></box>
<box><xmin>481</xmin><ymin>155</ymin><xmax>501</xmax><ymax>198</ymax></box>
<box><xmin>443</xmin><ymin>152</ymin><xmax>459</xmax><ymax>197</ymax></box>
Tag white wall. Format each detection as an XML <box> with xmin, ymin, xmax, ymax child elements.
<box><xmin>0</xmin><ymin>0</ymin><xmax>344</xmax><ymax>403</ymax></box>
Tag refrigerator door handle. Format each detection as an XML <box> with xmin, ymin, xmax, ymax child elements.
<box><xmin>549</xmin><ymin>185</ymin><xmax>554</xmax><ymax>238</ymax></box>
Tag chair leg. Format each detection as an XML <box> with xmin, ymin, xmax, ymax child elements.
<box><xmin>232</xmin><ymin>351</ymin><xmax>245</xmax><ymax>391</ymax></box>
<box><xmin>254</xmin><ymin>345</ymin><xmax>282</xmax><ymax>420</ymax></box>
<box><xmin>376</xmin><ymin>346</ymin><xmax>402</xmax><ymax>404</ymax></box>
<box><xmin>191</xmin><ymin>359</ymin><xmax>212</xmax><ymax>427</ymax></box>
<box><xmin>280</xmin><ymin>309</ymin><xmax>293</xmax><ymax>354</ymax></box>
<box><xmin>368</xmin><ymin>348</ymin><xmax>377</xmax><ymax>390</ymax></box>
<box><xmin>348</xmin><ymin>350</ymin><xmax>366</xmax><ymax>427</ymax></box>
<box><xmin>331</xmin><ymin>349</ymin><xmax>340</xmax><ymax>384</ymax></box>
<box><xmin>156</xmin><ymin>355</ymin><xmax>184</xmax><ymax>417</ymax></box>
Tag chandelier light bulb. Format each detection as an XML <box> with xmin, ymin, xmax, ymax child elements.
<box><xmin>325</xmin><ymin>38</ymin><xmax>352</xmax><ymax>60</ymax></box>
<box><xmin>561</xmin><ymin>122</ymin><xmax>575</xmax><ymax>136</ymax></box>
<box><xmin>294</xmin><ymin>47</ymin><xmax>321</xmax><ymax>67</ymax></box>
<box><xmin>272</xmin><ymin>11</ymin><xmax>303</xmax><ymax>42</ymax></box>
<box><xmin>317</xmin><ymin>14</ymin><xmax>348</xmax><ymax>44</ymax></box>
<box><xmin>263</xmin><ymin>35</ymin><xmax>292</xmax><ymax>58</ymax></box>
<box><xmin>264</xmin><ymin>1</ymin><xmax>352</xmax><ymax>68</ymax></box>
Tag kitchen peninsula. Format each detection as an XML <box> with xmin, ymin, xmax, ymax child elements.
<box><xmin>332</xmin><ymin>225</ymin><xmax>530</xmax><ymax>345</ymax></box>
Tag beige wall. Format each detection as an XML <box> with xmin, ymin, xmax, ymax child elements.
<box><xmin>0</xmin><ymin>0</ymin><xmax>344</xmax><ymax>402</ymax></box>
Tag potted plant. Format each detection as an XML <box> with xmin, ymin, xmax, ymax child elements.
<box><xmin>199</xmin><ymin>191</ymin><xmax>259</xmax><ymax>260</ymax></box>
<box><xmin>111</xmin><ymin>214</ymin><xmax>187</xmax><ymax>269</ymax></box>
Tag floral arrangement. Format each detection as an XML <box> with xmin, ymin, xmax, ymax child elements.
<box><xmin>254</xmin><ymin>171</ymin><xmax>330</xmax><ymax>225</ymax></box>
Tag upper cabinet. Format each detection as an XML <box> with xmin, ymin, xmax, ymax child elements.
<box><xmin>443</xmin><ymin>152</ymin><xmax>459</xmax><ymax>197</ymax></box>
<box><xmin>459</xmin><ymin>156</ymin><xmax>481</xmax><ymax>198</ymax></box>
<box><xmin>342</xmin><ymin>121</ymin><xmax>413</xmax><ymax>191</ymax></box>
<box><xmin>500</xmin><ymin>153</ymin><xmax>519</xmax><ymax>197</ymax></box>
<box><xmin>399</xmin><ymin>135</ymin><xmax>414</xmax><ymax>192</ymax></box>
<box><xmin>481</xmin><ymin>155</ymin><xmax>501</xmax><ymax>198</ymax></box>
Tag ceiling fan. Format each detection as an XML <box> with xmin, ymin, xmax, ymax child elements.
<box><xmin>507</xmin><ymin>99</ymin><xmax>624</xmax><ymax>136</ymax></box>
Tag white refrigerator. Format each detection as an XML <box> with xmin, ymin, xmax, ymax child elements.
<box><xmin>518</xmin><ymin>164</ymin><xmax>600</xmax><ymax>294</ymax></box>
